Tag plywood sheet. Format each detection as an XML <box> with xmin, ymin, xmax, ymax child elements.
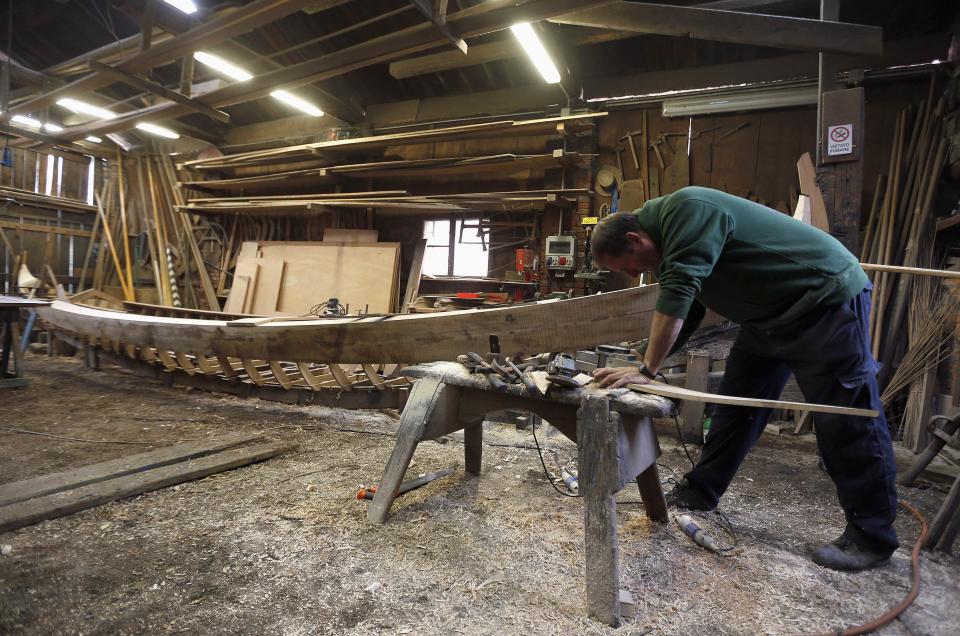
<box><xmin>255</xmin><ymin>243</ymin><xmax>400</xmax><ymax>316</ymax></box>
<box><xmin>249</xmin><ymin>257</ymin><xmax>285</xmax><ymax>315</ymax></box>
<box><xmin>322</xmin><ymin>229</ymin><xmax>379</xmax><ymax>243</ymax></box>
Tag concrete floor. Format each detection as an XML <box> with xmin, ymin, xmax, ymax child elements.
<box><xmin>1</xmin><ymin>354</ymin><xmax>959</xmax><ymax>635</ymax></box>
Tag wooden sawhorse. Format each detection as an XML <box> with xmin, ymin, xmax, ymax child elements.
<box><xmin>366</xmin><ymin>362</ymin><xmax>674</xmax><ymax>627</ymax></box>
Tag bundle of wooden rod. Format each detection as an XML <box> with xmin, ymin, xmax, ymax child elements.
<box><xmin>860</xmin><ymin>80</ymin><xmax>949</xmax><ymax>385</ymax></box>
<box><xmin>80</xmin><ymin>145</ymin><xmax>220</xmax><ymax>310</ymax></box>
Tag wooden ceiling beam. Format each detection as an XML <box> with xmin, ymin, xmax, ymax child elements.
<box><xmin>547</xmin><ymin>1</ymin><xmax>882</xmax><ymax>56</ymax></box>
<box><xmin>409</xmin><ymin>0</ymin><xmax>468</xmax><ymax>54</ymax></box>
<box><xmin>582</xmin><ymin>33</ymin><xmax>948</xmax><ymax>101</ymax></box>
<box><xmin>87</xmin><ymin>60</ymin><xmax>230</xmax><ymax>123</ymax></box>
<box><xmin>54</xmin><ymin>0</ymin><xmax>614</xmax><ymax>141</ymax></box>
<box><xmin>390</xmin><ymin>27</ymin><xmax>631</xmax><ymax>80</ymax></box>
<box><xmin>7</xmin><ymin>0</ymin><xmax>331</xmax><ymax>119</ymax></box>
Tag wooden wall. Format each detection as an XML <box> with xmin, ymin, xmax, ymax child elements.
<box><xmin>595</xmin><ymin>76</ymin><xmax>933</xmax><ymax>223</ymax></box>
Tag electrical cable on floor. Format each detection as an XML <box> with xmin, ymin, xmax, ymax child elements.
<box><xmin>656</xmin><ymin>371</ymin><xmax>696</xmax><ymax>470</ymax></box>
<box><xmin>530</xmin><ymin>419</ymin><xmax>578</xmax><ymax>497</ymax></box>
<box><xmin>0</xmin><ymin>425</ymin><xmax>154</xmax><ymax>445</ymax></box>
<box><xmin>806</xmin><ymin>500</ymin><xmax>928</xmax><ymax>636</ymax></box>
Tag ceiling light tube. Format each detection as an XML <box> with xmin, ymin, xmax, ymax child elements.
<box><xmin>270</xmin><ymin>90</ymin><xmax>324</xmax><ymax>117</ymax></box>
<box><xmin>162</xmin><ymin>0</ymin><xmax>198</xmax><ymax>14</ymax></box>
<box><xmin>85</xmin><ymin>136</ymin><xmax>103</xmax><ymax>143</ymax></box>
<box><xmin>11</xmin><ymin>114</ymin><xmax>41</xmax><ymax>129</ymax></box>
<box><xmin>135</xmin><ymin>122</ymin><xmax>180</xmax><ymax>139</ymax></box>
<box><xmin>44</xmin><ymin>122</ymin><xmax>64</xmax><ymax>133</ymax></box>
<box><xmin>56</xmin><ymin>97</ymin><xmax>117</xmax><ymax>120</ymax></box>
<box><xmin>193</xmin><ymin>51</ymin><xmax>253</xmax><ymax>82</ymax></box>
<box><xmin>510</xmin><ymin>22</ymin><xmax>561</xmax><ymax>85</ymax></box>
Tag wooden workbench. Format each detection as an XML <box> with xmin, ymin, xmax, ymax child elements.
<box><xmin>367</xmin><ymin>361</ymin><xmax>674</xmax><ymax>626</ymax></box>
<box><xmin>0</xmin><ymin>295</ymin><xmax>48</xmax><ymax>389</ymax></box>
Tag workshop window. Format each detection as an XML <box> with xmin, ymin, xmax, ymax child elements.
<box><xmin>422</xmin><ymin>218</ymin><xmax>488</xmax><ymax>277</ymax></box>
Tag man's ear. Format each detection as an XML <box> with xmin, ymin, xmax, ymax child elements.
<box><xmin>625</xmin><ymin>231</ymin><xmax>644</xmax><ymax>246</ymax></box>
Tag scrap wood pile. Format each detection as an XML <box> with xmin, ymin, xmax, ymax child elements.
<box><xmin>861</xmin><ymin>73</ymin><xmax>960</xmax><ymax>450</ymax></box>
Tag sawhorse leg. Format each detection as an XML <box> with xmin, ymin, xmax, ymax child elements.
<box><xmin>578</xmin><ymin>396</ymin><xmax>668</xmax><ymax>627</ymax></box>
<box><xmin>368</xmin><ymin>377</ymin><xmax>460</xmax><ymax>524</ymax></box>
<box><xmin>579</xmin><ymin>394</ymin><xmax>622</xmax><ymax>627</ymax></box>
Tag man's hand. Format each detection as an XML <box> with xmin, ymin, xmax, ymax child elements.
<box><xmin>592</xmin><ymin>367</ymin><xmax>652</xmax><ymax>389</ymax></box>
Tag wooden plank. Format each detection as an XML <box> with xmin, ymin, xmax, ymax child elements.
<box><xmin>549</xmin><ymin>1</ymin><xmax>883</xmax><ymax>56</ymax></box>
<box><xmin>0</xmin><ymin>220</ymin><xmax>92</xmax><ymax>239</ymax></box>
<box><xmin>859</xmin><ymin>263</ymin><xmax>960</xmax><ymax>279</ymax></box>
<box><xmin>0</xmin><ymin>433</ymin><xmax>263</xmax><ymax>507</ymax></box>
<box><xmin>629</xmin><ymin>380</ymin><xmax>879</xmax><ymax>418</ymax></box>
<box><xmin>402</xmin><ymin>238</ymin><xmax>427</xmax><ymax>313</ymax></box>
<box><xmin>578</xmin><ymin>394</ymin><xmax>621</xmax><ymax>627</ymax></box>
<box><xmin>38</xmin><ymin>283</ymin><xmax>663</xmax><ymax>364</ymax></box>
<box><xmin>0</xmin><ymin>441</ymin><xmax>293</xmax><ymax>533</ymax></box>
<box><xmin>249</xmin><ymin>257</ymin><xmax>285</xmax><ymax>315</ymax></box>
<box><xmin>680</xmin><ymin>351</ymin><xmax>710</xmax><ymax>442</ymax></box>
<box><xmin>797</xmin><ymin>152</ymin><xmax>830</xmax><ymax>232</ymax></box>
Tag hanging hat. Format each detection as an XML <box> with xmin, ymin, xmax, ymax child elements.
<box><xmin>594</xmin><ymin>165</ymin><xmax>620</xmax><ymax>198</ymax></box>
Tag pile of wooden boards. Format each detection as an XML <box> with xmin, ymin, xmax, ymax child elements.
<box><xmin>0</xmin><ymin>433</ymin><xmax>292</xmax><ymax>533</ymax></box>
<box><xmin>223</xmin><ymin>232</ymin><xmax>402</xmax><ymax>316</ymax></box>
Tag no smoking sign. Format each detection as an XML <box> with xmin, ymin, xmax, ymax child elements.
<box><xmin>827</xmin><ymin>123</ymin><xmax>853</xmax><ymax>156</ymax></box>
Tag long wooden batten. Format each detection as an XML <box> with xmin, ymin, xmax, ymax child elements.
<box><xmin>39</xmin><ymin>285</ymin><xmax>661</xmax><ymax>364</ymax></box>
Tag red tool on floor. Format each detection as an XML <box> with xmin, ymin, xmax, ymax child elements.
<box><xmin>356</xmin><ymin>467</ymin><xmax>454</xmax><ymax>501</ymax></box>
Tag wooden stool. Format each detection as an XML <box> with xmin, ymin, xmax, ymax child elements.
<box><xmin>366</xmin><ymin>362</ymin><xmax>673</xmax><ymax>626</ymax></box>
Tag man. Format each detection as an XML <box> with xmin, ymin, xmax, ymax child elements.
<box><xmin>590</xmin><ymin>186</ymin><xmax>898</xmax><ymax>572</ymax></box>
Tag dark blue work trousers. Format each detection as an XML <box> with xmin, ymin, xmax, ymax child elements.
<box><xmin>685</xmin><ymin>287</ymin><xmax>899</xmax><ymax>551</ymax></box>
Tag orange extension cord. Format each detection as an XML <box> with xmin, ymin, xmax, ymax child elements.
<box><xmin>809</xmin><ymin>500</ymin><xmax>929</xmax><ymax>636</ymax></box>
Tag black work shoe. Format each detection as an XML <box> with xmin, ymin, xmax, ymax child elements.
<box><xmin>812</xmin><ymin>529</ymin><xmax>895</xmax><ymax>572</ymax></box>
<box><xmin>664</xmin><ymin>478</ymin><xmax>716</xmax><ymax>511</ymax></box>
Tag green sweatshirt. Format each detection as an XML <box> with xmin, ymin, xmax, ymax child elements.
<box><xmin>635</xmin><ymin>186</ymin><xmax>868</xmax><ymax>332</ymax></box>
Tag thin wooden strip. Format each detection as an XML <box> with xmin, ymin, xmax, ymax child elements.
<box><xmin>362</xmin><ymin>363</ymin><xmax>387</xmax><ymax>390</ymax></box>
<box><xmin>327</xmin><ymin>363</ymin><xmax>354</xmax><ymax>391</ymax></box>
<box><xmin>175</xmin><ymin>352</ymin><xmax>198</xmax><ymax>376</ymax></box>
<box><xmin>268</xmin><ymin>361</ymin><xmax>295</xmax><ymax>390</ymax></box>
<box><xmin>241</xmin><ymin>358</ymin><xmax>267</xmax><ymax>386</ymax></box>
<box><xmin>0</xmin><ymin>432</ymin><xmax>264</xmax><ymax>507</ymax></box>
<box><xmin>860</xmin><ymin>263</ymin><xmax>960</xmax><ymax>279</ymax></box>
<box><xmin>0</xmin><ymin>442</ymin><xmax>294</xmax><ymax>533</ymax></box>
<box><xmin>628</xmin><ymin>381</ymin><xmax>879</xmax><ymax>418</ymax></box>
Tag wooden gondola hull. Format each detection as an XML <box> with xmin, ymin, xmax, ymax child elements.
<box><xmin>39</xmin><ymin>286</ymin><xmax>661</xmax><ymax>363</ymax></box>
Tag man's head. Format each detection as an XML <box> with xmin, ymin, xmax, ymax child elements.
<box><xmin>591</xmin><ymin>211</ymin><xmax>661</xmax><ymax>277</ymax></box>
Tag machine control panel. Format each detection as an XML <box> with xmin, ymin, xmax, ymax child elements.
<box><xmin>544</xmin><ymin>235</ymin><xmax>575</xmax><ymax>271</ymax></box>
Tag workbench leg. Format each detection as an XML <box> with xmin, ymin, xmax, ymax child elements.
<box><xmin>0</xmin><ymin>322</ymin><xmax>10</xmax><ymax>377</ymax></box>
<box><xmin>464</xmin><ymin>422</ymin><xmax>483</xmax><ymax>476</ymax></box>
<box><xmin>636</xmin><ymin>463</ymin><xmax>669</xmax><ymax>523</ymax></box>
<box><xmin>10</xmin><ymin>321</ymin><xmax>23</xmax><ymax>377</ymax></box>
<box><xmin>368</xmin><ymin>377</ymin><xmax>445</xmax><ymax>525</ymax></box>
<box><xmin>578</xmin><ymin>394</ymin><xmax>621</xmax><ymax>627</ymax></box>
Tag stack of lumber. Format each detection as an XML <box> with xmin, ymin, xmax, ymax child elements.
<box><xmin>0</xmin><ymin>185</ymin><xmax>97</xmax><ymax>215</ymax></box>
<box><xmin>223</xmin><ymin>239</ymin><xmax>401</xmax><ymax>316</ymax></box>
<box><xmin>178</xmin><ymin>113</ymin><xmax>605</xmax><ymax>171</ymax></box>
<box><xmin>860</xmin><ymin>79</ymin><xmax>955</xmax><ymax>450</ymax></box>
<box><xmin>79</xmin><ymin>143</ymin><xmax>220</xmax><ymax>311</ymax></box>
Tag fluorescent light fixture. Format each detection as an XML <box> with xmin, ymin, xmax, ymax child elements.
<box><xmin>162</xmin><ymin>0</ymin><xmax>197</xmax><ymax>14</ymax></box>
<box><xmin>135</xmin><ymin>122</ymin><xmax>180</xmax><ymax>139</ymax></box>
<box><xmin>193</xmin><ymin>51</ymin><xmax>253</xmax><ymax>82</ymax></box>
<box><xmin>510</xmin><ymin>22</ymin><xmax>561</xmax><ymax>85</ymax></box>
<box><xmin>270</xmin><ymin>90</ymin><xmax>324</xmax><ymax>117</ymax></box>
<box><xmin>11</xmin><ymin>114</ymin><xmax>41</xmax><ymax>129</ymax></box>
<box><xmin>56</xmin><ymin>97</ymin><xmax>117</xmax><ymax>120</ymax></box>
<box><xmin>661</xmin><ymin>86</ymin><xmax>819</xmax><ymax>117</ymax></box>
<box><xmin>85</xmin><ymin>136</ymin><xmax>103</xmax><ymax>143</ymax></box>
<box><xmin>44</xmin><ymin>122</ymin><xmax>63</xmax><ymax>133</ymax></box>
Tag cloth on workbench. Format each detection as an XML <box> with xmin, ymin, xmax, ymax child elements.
<box><xmin>633</xmin><ymin>187</ymin><xmax>869</xmax><ymax>332</ymax></box>
<box><xmin>683</xmin><ymin>286</ymin><xmax>899</xmax><ymax>552</ymax></box>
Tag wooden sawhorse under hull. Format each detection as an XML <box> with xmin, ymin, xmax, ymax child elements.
<box><xmin>366</xmin><ymin>362</ymin><xmax>674</xmax><ymax>627</ymax></box>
